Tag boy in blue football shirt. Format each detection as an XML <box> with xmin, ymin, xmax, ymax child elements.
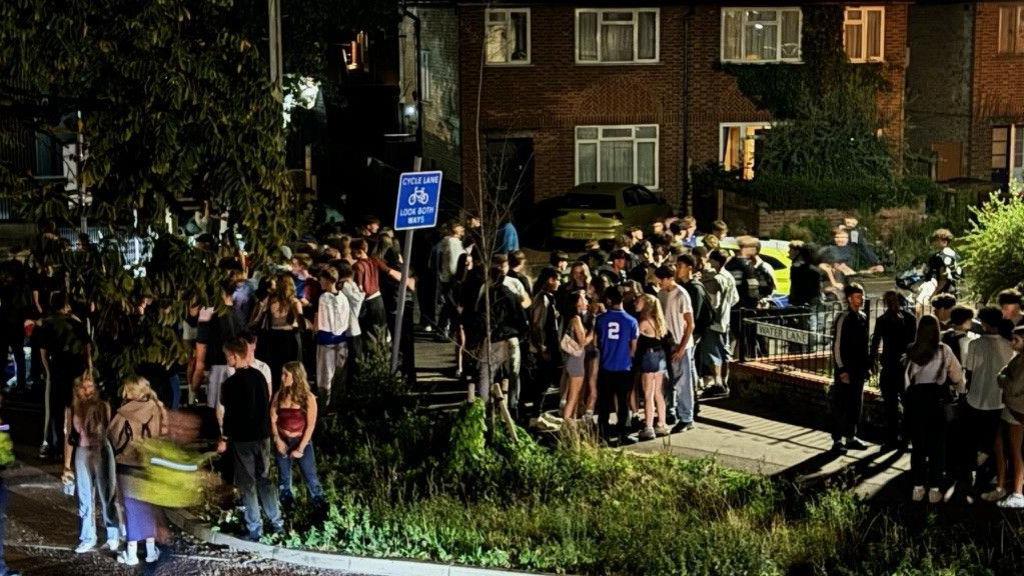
<box><xmin>595</xmin><ymin>286</ymin><xmax>639</xmax><ymax>445</ymax></box>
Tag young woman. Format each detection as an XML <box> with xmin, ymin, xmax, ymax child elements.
<box><xmin>261</xmin><ymin>272</ymin><xmax>304</xmax><ymax>391</ymax></box>
<box><xmin>108</xmin><ymin>376</ymin><xmax>167</xmax><ymax>565</ymax></box>
<box><xmin>635</xmin><ymin>294</ymin><xmax>669</xmax><ymax>440</ymax></box>
<box><xmin>561</xmin><ymin>291</ymin><xmax>593</xmax><ymax>420</ymax></box>
<box><xmin>62</xmin><ymin>373</ymin><xmax>120</xmax><ymax>553</ymax></box>
<box><xmin>450</xmin><ymin>253</ymin><xmax>474</xmax><ymax>380</ymax></box>
<box><xmin>903</xmin><ymin>314</ymin><xmax>965</xmax><ymax>504</ymax></box>
<box><xmin>984</xmin><ymin>325</ymin><xmax>1024</xmax><ymax>508</ymax></box>
<box><xmin>270</xmin><ymin>362</ymin><xmax>325</xmax><ymax>509</ymax></box>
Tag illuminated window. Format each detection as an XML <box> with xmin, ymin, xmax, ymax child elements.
<box><xmin>998</xmin><ymin>5</ymin><xmax>1024</xmax><ymax>54</ymax></box>
<box><xmin>576</xmin><ymin>9</ymin><xmax>659</xmax><ymax>64</ymax></box>
<box><xmin>575</xmin><ymin>125</ymin><xmax>659</xmax><ymax>188</ymax></box>
<box><xmin>844</xmin><ymin>7</ymin><xmax>884</xmax><ymax>62</ymax></box>
<box><xmin>720</xmin><ymin>123</ymin><xmax>772</xmax><ymax>180</ymax></box>
<box><xmin>721</xmin><ymin>8</ymin><xmax>801</xmax><ymax>63</ymax></box>
<box><xmin>485</xmin><ymin>9</ymin><xmax>530</xmax><ymax>64</ymax></box>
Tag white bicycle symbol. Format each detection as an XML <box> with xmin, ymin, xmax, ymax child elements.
<box><xmin>407</xmin><ymin>186</ymin><xmax>430</xmax><ymax>206</ymax></box>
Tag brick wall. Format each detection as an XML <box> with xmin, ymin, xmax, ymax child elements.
<box><xmin>905</xmin><ymin>4</ymin><xmax>973</xmax><ymax>175</ymax></box>
<box><xmin>722</xmin><ymin>191</ymin><xmax>925</xmax><ymax>237</ymax></box>
<box><xmin>968</xmin><ymin>3</ymin><xmax>1024</xmax><ymax>180</ymax></box>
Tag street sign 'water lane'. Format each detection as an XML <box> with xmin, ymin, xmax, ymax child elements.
<box><xmin>394</xmin><ymin>170</ymin><xmax>442</xmax><ymax>230</ymax></box>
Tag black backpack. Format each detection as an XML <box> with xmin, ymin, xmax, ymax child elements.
<box><xmin>682</xmin><ymin>280</ymin><xmax>712</xmax><ymax>337</ymax></box>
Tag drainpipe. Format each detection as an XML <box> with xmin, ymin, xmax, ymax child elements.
<box><xmin>402</xmin><ymin>5</ymin><xmax>424</xmax><ymax>158</ymax></box>
<box><xmin>681</xmin><ymin>5</ymin><xmax>693</xmax><ymax>216</ymax></box>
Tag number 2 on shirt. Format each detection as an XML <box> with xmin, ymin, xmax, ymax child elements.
<box><xmin>607</xmin><ymin>322</ymin><xmax>620</xmax><ymax>340</ymax></box>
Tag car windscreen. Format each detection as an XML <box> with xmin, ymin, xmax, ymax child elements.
<box><xmin>563</xmin><ymin>193</ymin><xmax>616</xmax><ymax>210</ymax></box>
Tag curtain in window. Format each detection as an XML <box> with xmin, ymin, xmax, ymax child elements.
<box><xmin>638</xmin><ymin>12</ymin><xmax>656</xmax><ymax>60</ymax></box>
<box><xmin>511</xmin><ymin>12</ymin><xmax>528</xmax><ymax>60</ymax></box>
<box><xmin>866</xmin><ymin>11</ymin><xmax>882</xmax><ymax>59</ymax></box>
<box><xmin>601</xmin><ymin>141</ymin><xmax>633</xmax><ymax>182</ymax></box>
<box><xmin>1015</xmin><ymin>125</ymin><xmax>1024</xmax><ymax>174</ymax></box>
<box><xmin>999</xmin><ymin>7</ymin><xmax>1015</xmax><ymax>53</ymax></box>
<box><xmin>485</xmin><ymin>23</ymin><xmax>508</xmax><ymax>62</ymax></box>
<box><xmin>636</xmin><ymin>142</ymin><xmax>655</xmax><ymax>187</ymax></box>
<box><xmin>602</xmin><ymin>23</ymin><xmax>633</xmax><ymax>61</ymax></box>
<box><xmin>722</xmin><ymin>127</ymin><xmax>740</xmax><ymax>171</ymax></box>
<box><xmin>780</xmin><ymin>10</ymin><xmax>800</xmax><ymax>59</ymax></box>
<box><xmin>578</xmin><ymin>143</ymin><xmax>598</xmax><ymax>183</ymax></box>
<box><xmin>723</xmin><ymin>11</ymin><xmax>741</xmax><ymax>60</ymax></box>
<box><xmin>845</xmin><ymin>23</ymin><xmax>862</xmax><ymax>60</ymax></box>
<box><xmin>745</xmin><ymin>21</ymin><xmax>777</xmax><ymax>60</ymax></box>
<box><xmin>578</xmin><ymin>13</ymin><xmax>598</xmax><ymax>60</ymax></box>
<box><xmin>1016</xmin><ymin>8</ymin><xmax>1024</xmax><ymax>53</ymax></box>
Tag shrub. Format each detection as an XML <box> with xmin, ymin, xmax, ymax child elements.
<box><xmin>960</xmin><ymin>192</ymin><xmax>1024</xmax><ymax>302</ymax></box>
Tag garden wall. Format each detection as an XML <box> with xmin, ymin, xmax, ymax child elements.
<box><xmin>720</xmin><ymin>191</ymin><xmax>925</xmax><ymax>238</ymax></box>
<box><xmin>726</xmin><ymin>361</ymin><xmax>887</xmax><ymax>441</ymax></box>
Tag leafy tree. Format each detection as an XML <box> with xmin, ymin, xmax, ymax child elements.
<box><xmin>0</xmin><ymin>0</ymin><xmax>300</xmax><ymax>374</ymax></box>
<box><xmin>960</xmin><ymin>192</ymin><xmax>1024</xmax><ymax>302</ymax></box>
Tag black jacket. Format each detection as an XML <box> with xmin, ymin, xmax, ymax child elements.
<box><xmin>833</xmin><ymin>308</ymin><xmax>870</xmax><ymax>379</ymax></box>
<box><xmin>870</xmin><ymin>309</ymin><xmax>916</xmax><ymax>368</ymax></box>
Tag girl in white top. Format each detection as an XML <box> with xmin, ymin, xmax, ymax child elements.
<box><xmin>903</xmin><ymin>314</ymin><xmax>965</xmax><ymax>504</ymax></box>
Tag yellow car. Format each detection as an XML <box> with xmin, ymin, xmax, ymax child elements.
<box><xmin>718</xmin><ymin>239</ymin><xmax>792</xmax><ymax>297</ymax></box>
<box><xmin>551</xmin><ymin>183</ymin><xmax>673</xmax><ymax>242</ymax></box>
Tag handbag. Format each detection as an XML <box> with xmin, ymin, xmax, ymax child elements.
<box><xmin>559</xmin><ymin>332</ymin><xmax>584</xmax><ymax>358</ymax></box>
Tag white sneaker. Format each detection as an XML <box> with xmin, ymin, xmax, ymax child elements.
<box><xmin>74</xmin><ymin>540</ymin><xmax>96</xmax><ymax>554</ymax></box>
<box><xmin>997</xmin><ymin>493</ymin><xmax>1024</xmax><ymax>509</ymax></box>
<box><xmin>943</xmin><ymin>482</ymin><xmax>957</xmax><ymax>503</ymax></box>
<box><xmin>145</xmin><ymin>548</ymin><xmax>161</xmax><ymax>563</ymax></box>
<box><xmin>928</xmin><ymin>488</ymin><xmax>942</xmax><ymax>504</ymax></box>
<box><xmin>117</xmin><ymin>552</ymin><xmax>139</xmax><ymax>566</ymax></box>
<box><xmin>911</xmin><ymin>486</ymin><xmax>926</xmax><ymax>502</ymax></box>
<box><xmin>982</xmin><ymin>487</ymin><xmax>1008</xmax><ymax>502</ymax></box>
<box><xmin>105</xmin><ymin>538</ymin><xmax>120</xmax><ymax>551</ymax></box>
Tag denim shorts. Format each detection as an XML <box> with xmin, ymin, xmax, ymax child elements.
<box><xmin>639</xmin><ymin>349</ymin><xmax>666</xmax><ymax>374</ymax></box>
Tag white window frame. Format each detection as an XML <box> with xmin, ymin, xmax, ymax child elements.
<box><xmin>844</xmin><ymin>6</ymin><xmax>885</xmax><ymax>63</ymax></box>
<box><xmin>720</xmin><ymin>7</ymin><xmax>803</xmax><ymax>64</ymax></box>
<box><xmin>993</xmin><ymin>124</ymin><xmax>1024</xmax><ymax>180</ymax></box>
<box><xmin>719</xmin><ymin>122</ymin><xmax>773</xmax><ymax>180</ymax></box>
<box><xmin>419</xmin><ymin>50</ymin><xmax>432</xmax><ymax>102</ymax></box>
<box><xmin>575</xmin><ymin>124</ymin><xmax>659</xmax><ymax>188</ymax></box>
<box><xmin>575</xmin><ymin>8</ymin><xmax>660</xmax><ymax>65</ymax></box>
<box><xmin>998</xmin><ymin>5</ymin><xmax>1024</xmax><ymax>54</ymax></box>
<box><xmin>485</xmin><ymin>8</ymin><xmax>531</xmax><ymax>65</ymax></box>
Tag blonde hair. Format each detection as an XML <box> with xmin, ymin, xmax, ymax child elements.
<box><xmin>639</xmin><ymin>294</ymin><xmax>667</xmax><ymax>339</ymax></box>
<box><xmin>71</xmin><ymin>372</ymin><xmax>108</xmax><ymax>448</ymax></box>
<box><xmin>278</xmin><ymin>361</ymin><xmax>312</xmax><ymax>409</ymax></box>
<box><xmin>120</xmin><ymin>375</ymin><xmax>156</xmax><ymax>402</ymax></box>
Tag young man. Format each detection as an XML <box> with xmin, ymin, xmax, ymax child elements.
<box><xmin>678</xmin><ymin>216</ymin><xmax>699</xmax><ymax>249</ymax></box>
<box><xmin>314</xmin><ymin>266</ymin><xmax>350</xmax><ymax>405</ymax></box>
<box><xmin>216</xmin><ymin>338</ymin><xmax>282</xmax><ymax>541</ymax></box>
<box><xmin>473</xmin><ymin>259</ymin><xmax>528</xmax><ymax>408</ymax></box>
<box><xmin>830</xmin><ymin>283</ymin><xmax>870</xmax><ymax>454</ymax></box>
<box><xmin>528</xmin><ymin>267</ymin><xmax>562</xmax><ymax>423</ymax></box>
<box><xmin>549</xmin><ymin>251</ymin><xmax>570</xmax><ymax>285</ymax></box>
<box><xmin>337</xmin><ymin>262</ymin><xmax>365</xmax><ymax>360</ymax></box>
<box><xmin>597</xmin><ymin>249</ymin><xmax>629</xmax><ymax>287</ymax></box>
<box><xmin>192</xmin><ymin>279</ymin><xmax>242</xmax><ymax>408</ymax></box>
<box><xmin>699</xmin><ymin>250</ymin><xmax>738</xmax><ymax>397</ymax></box>
<box><xmin>870</xmin><ymin>291</ymin><xmax>917</xmax><ymax>448</ymax></box>
<box><xmin>924</xmin><ymin>228</ymin><xmax>961</xmax><ymax>296</ymax></box>
<box><xmin>35</xmin><ymin>291</ymin><xmax>91</xmax><ymax>459</ymax></box>
<box><xmin>998</xmin><ymin>289</ymin><xmax>1024</xmax><ymax>326</ymax></box>
<box><xmin>656</xmin><ymin>265</ymin><xmax>695</xmax><ymax>432</ymax></box>
<box><xmin>963</xmin><ymin>307</ymin><xmax>1015</xmax><ymax>499</ymax></box>
<box><xmin>930</xmin><ymin>293</ymin><xmax>957</xmax><ymax>330</ymax></box>
<box><xmin>508</xmin><ymin>251</ymin><xmax>532</xmax><ymax>297</ymax></box>
<box><xmin>595</xmin><ymin>286</ymin><xmax>639</xmax><ymax>445</ymax></box>
<box><xmin>351</xmin><ymin>238</ymin><xmax>389</xmax><ymax>342</ymax></box>
<box><xmin>435</xmin><ymin>220</ymin><xmax>467</xmax><ymax>336</ymax></box>
<box><xmin>239</xmin><ymin>331</ymin><xmax>272</xmax><ymax>398</ymax></box>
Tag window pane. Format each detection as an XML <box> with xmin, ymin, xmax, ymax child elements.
<box><xmin>1000</xmin><ymin>7</ymin><xmax>1014</xmax><ymax>53</ymax></box>
<box><xmin>746</xmin><ymin>22</ymin><xmax>777</xmax><ymax>60</ymax></box>
<box><xmin>486</xmin><ymin>23</ymin><xmax>509</xmax><ymax>63</ymax></box>
<box><xmin>601</xmin><ymin>22</ymin><xmax>634</xmax><ymax>61</ymax></box>
<box><xmin>847</xmin><ymin>10</ymin><xmax>862</xmax><ymax>21</ymax></box>
<box><xmin>488</xmin><ymin>11</ymin><xmax>507</xmax><ymax>23</ymax></box>
<box><xmin>638</xmin><ymin>11</ymin><xmax>657</xmax><ymax>59</ymax></box>
<box><xmin>867</xmin><ymin>11</ymin><xmax>882</xmax><ymax>59</ymax></box>
<box><xmin>845</xmin><ymin>23</ymin><xmax>863</xmax><ymax>60</ymax></box>
<box><xmin>1017</xmin><ymin>8</ymin><xmax>1024</xmax><ymax>53</ymax></box>
<box><xmin>723</xmin><ymin>10</ymin><xmax>741</xmax><ymax>60</ymax></box>
<box><xmin>603</xmin><ymin>11</ymin><xmax>633</xmax><ymax>22</ymax></box>
<box><xmin>722</xmin><ymin>127</ymin><xmax>741</xmax><ymax>170</ymax></box>
<box><xmin>992</xmin><ymin>127</ymin><xmax>1009</xmax><ymax>170</ymax></box>
<box><xmin>511</xmin><ymin>12</ymin><xmax>528</xmax><ymax>61</ymax></box>
<box><xmin>577</xmin><ymin>143</ymin><xmax>597</xmax><ymax>182</ymax></box>
<box><xmin>781</xmin><ymin>10</ymin><xmax>801</xmax><ymax>59</ymax></box>
<box><xmin>637</xmin><ymin>142</ymin><xmax>656</xmax><ymax>187</ymax></box>
<box><xmin>602</xmin><ymin>127</ymin><xmax>633</xmax><ymax>138</ymax></box>
<box><xmin>577</xmin><ymin>127</ymin><xmax>598</xmax><ymax>140</ymax></box>
<box><xmin>578</xmin><ymin>13</ymin><xmax>598</xmax><ymax>61</ymax></box>
<box><xmin>636</xmin><ymin>126</ymin><xmax>657</xmax><ymax>139</ymax></box>
<box><xmin>748</xmin><ymin>10</ymin><xmax>776</xmax><ymax>22</ymax></box>
<box><xmin>1016</xmin><ymin>125</ymin><xmax>1024</xmax><ymax>170</ymax></box>
<box><xmin>601</xmin><ymin>141</ymin><xmax>633</xmax><ymax>182</ymax></box>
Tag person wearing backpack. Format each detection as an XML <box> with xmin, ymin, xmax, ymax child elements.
<box><xmin>674</xmin><ymin>255</ymin><xmax>708</xmax><ymax>417</ymax></box>
<box><xmin>108</xmin><ymin>376</ymin><xmax>168</xmax><ymax>565</ymax></box>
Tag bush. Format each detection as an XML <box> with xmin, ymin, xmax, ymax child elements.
<box><xmin>960</xmin><ymin>192</ymin><xmax>1024</xmax><ymax>302</ymax></box>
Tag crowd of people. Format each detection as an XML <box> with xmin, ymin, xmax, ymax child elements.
<box><xmin>831</xmin><ymin>284</ymin><xmax>1024</xmax><ymax>507</ymax></box>
<box><xmin>0</xmin><ymin>205</ymin><xmax>1018</xmax><ymax>566</ymax></box>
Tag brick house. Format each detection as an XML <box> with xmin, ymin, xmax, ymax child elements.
<box><xmin>400</xmin><ymin>2</ymin><xmax>910</xmax><ymax>224</ymax></box>
<box><xmin>907</xmin><ymin>2</ymin><xmax>1024</xmax><ymax>186</ymax></box>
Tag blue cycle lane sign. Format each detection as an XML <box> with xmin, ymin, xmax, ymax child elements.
<box><xmin>394</xmin><ymin>170</ymin><xmax>443</xmax><ymax>230</ymax></box>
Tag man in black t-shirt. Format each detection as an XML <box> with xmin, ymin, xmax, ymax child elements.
<box><xmin>191</xmin><ymin>279</ymin><xmax>242</xmax><ymax>407</ymax></box>
<box><xmin>216</xmin><ymin>338</ymin><xmax>281</xmax><ymax>541</ymax></box>
<box><xmin>35</xmin><ymin>292</ymin><xmax>90</xmax><ymax>458</ymax></box>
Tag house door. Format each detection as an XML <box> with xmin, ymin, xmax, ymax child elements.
<box><xmin>930</xmin><ymin>141</ymin><xmax>963</xmax><ymax>182</ymax></box>
<box><xmin>485</xmin><ymin>138</ymin><xmax>535</xmax><ymax>234</ymax></box>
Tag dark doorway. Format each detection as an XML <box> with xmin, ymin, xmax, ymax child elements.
<box><xmin>485</xmin><ymin>138</ymin><xmax>535</xmax><ymax>236</ymax></box>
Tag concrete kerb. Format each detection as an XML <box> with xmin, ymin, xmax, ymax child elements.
<box><xmin>164</xmin><ymin>508</ymin><xmax>560</xmax><ymax>576</ymax></box>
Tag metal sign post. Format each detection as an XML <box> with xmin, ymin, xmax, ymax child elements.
<box><xmin>391</xmin><ymin>169</ymin><xmax>443</xmax><ymax>372</ymax></box>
